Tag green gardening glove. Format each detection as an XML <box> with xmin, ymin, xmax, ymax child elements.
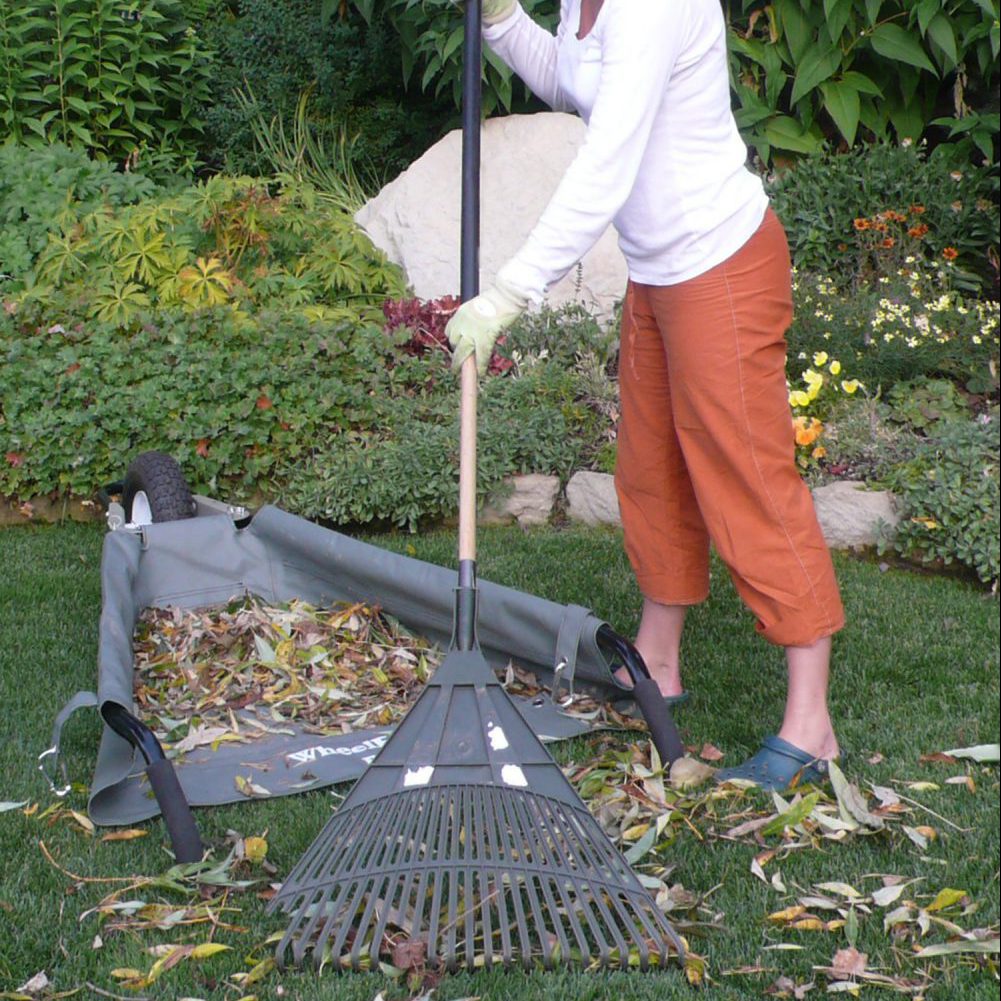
<box><xmin>446</xmin><ymin>277</ymin><xmax>529</xmax><ymax>375</ymax></box>
<box><xmin>482</xmin><ymin>0</ymin><xmax>518</xmax><ymax>24</ymax></box>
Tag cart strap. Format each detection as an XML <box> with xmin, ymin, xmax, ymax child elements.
<box><xmin>552</xmin><ymin>603</ymin><xmax>593</xmax><ymax>704</ymax></box>
<box><xmin>40</xmin><ymin>690</ymin><xmax>99</xmax><ymax>797</ymax></box>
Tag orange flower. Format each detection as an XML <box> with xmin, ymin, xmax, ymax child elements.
<box><xmin>887</xmin><ymin>210</ymin><xmax>907</xmax><ymax>223</ymax></box>
<box><xmin>942</xmin><ymin>247</ymin><xmax>959</xmax><ymax>261</ymax></box>
<box><xmin>853</xmin><ymin>218</ymin><xmax>871</xmax><ymax>231</ymax></box>
<box><xmin>881</xmin><ymin>237</ymin><xmax>895</xmax><ymax>248</ymax></box>
<box><xmin>874</xmin><ymin>222</ymin><xmax>888</xmax><ymax>232</ymax></box>
<box><xmin>908</xmin><ymin>224</ymin><xmax>929</xmax><ymax>238</ymax></box>
<box><xmin>792</xmin><ymin>415</ymin><xmax>823</xmax><ymax>447</ymax></box>
<box><xmin>909</xmin><ymin>204</ymin><xmax>926</xmax><ymax>215</ymax></box>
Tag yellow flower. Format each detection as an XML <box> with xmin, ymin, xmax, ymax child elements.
<box><xmin>841</xmin><ymin>379</ymin><xmax>860</xmax><ymax>394</ymax></box>
<box><xmin>812</xmin><ymin>351</ymin><xmax>829</xmax><ymax>366</ymax></box>
<box><xmin>789</xmin><ymin>389</ymin><xmax>811</xmax><ymax>408</ymax></box>
<box><xmin>829</xmin><ymin>360</ymin><xmax>841</xmax><ymax>376</ymax></box>
<box><xmin>803</xmin><ymin>368</ymin><xmax>824</xmax><ymax>387</ymax></box>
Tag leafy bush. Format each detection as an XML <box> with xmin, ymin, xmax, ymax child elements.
<box><xmin>0</xmin><ymin>0</ymin><xmax>214</xmax><ymax>170</ymax></box>
<box><xmin>809</xmin><ymin>394</ymin><xmax>922</xmax><ymax>484</ymax></box>
<box><xmin>279</xmin><ymin>365</ymin><xmax>588</xmax><ymax>529</ymax></box>
<box><xmin>768</xmin><ymin>143</ymin><xmax>1000</xmax><ymax>291</ymax></box>
<box><xmin>341</xmin><ymin>0</ymin><xmax>558</xmax><ymax>116</ymax></box>
<box><xmin>726</xmin><ymin>0</ymin><xmax>1000</xmax><ymax>162</ymax></box>
<box><xmin>787</xmin><ymin>267</ymin><xmax>1000</xmax><ymax>392</ymax></box>
<box><xmin>0</xmin><ymin>143</ymin><xmax>160</xmax><ymax>290</ymax></box>
<box><xmin>0</xmin><ymin>302</ymin><xmax>611</xmax><ymax>529</ymax></box>
<box><xmin>11</xmin><ymin>175</ymin><xmax>405</xmax><ymax>326</ymax></box>
<box><xmin>198</xmin><ymin>0</ymin><xmax>452</xmax><ymax>178</ymax></box>
<box><xmin>885</xmin><ymin>376</ymin><xmax>972</xmax><ymax>430</ymax></box>
<box><xmin>879</xmin><ymin>415</ymin><xmax>1000</xmax><ymax>587</ymax></box>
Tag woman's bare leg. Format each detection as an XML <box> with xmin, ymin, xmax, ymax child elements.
<box><xmin>779</xmin><ymin>636</ymin><xmax>839</xmax><ymax>759</ymax></box>
<box><xmin>615</xmin><ymin>598</ymin><xmax>687</xmax><ymax>697</ymax></box>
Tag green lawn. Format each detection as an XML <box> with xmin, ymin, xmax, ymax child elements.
<box><xmin>0</xmin><ymin>520</ymin><xmax>997</xmax><ymax>1000</ymax></box>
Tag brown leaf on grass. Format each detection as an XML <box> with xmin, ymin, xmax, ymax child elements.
<box><xmin>16</xmin><ymin>971</ymin><xmax>50</xmax><ymax>995</ymax></box>
<box><xmin>669</xmin><ymin>756</ymin><xmax>715</xmax><ymax>790</ymax></box>
<box><xmin>945</xmin><ymin>775</ymin><xmax>976</xmax><ymax>793</ymax></box>
<box><xmin>389</xmin><ymin>937</ymin><xmax>427</xmax><ymax>971</ymax></box>
<box><xmin>699</xmin><ymin>742</ymin><xmax>725</xmax><ymax>762</ymax></box>
<box><xmin>765</xmin><ymin>975</ymin><xmax>815</xmax><ymax>998</ymax></box>
<box><xmin>830</xmin><ymin>947</ymin><xmax>868</xmax><ymax>978</ymax></box>
<box><xmin>919</xmin><ymin>752</ymin><xmax>958</xmax><ymax>764</ymax></box>
<box><xmin>867</xmin><ymin>752</ymin><xmax>885</xmax><ymax>765</ymax></box>
<box><xmin>101</xmin><ymin>829</ymin><xmax>148</xmax><ymax>842</ymax></box>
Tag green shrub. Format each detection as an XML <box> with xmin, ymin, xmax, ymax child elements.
<box><xmin>0</xmin><ymin>303</ymin><xmax>609</xmax><ymax>529</ymax></box>
<box><xmin>810</xmin><ymin>394</ymin><xmax>922</xmax><ymax>485</ymax></box>
<box><xmin>879</xmin><ymin>416</ymin><xmax>1000</xmax><ymax>587</ymax></box>
<box><xmin>0</xmin><ymin>143</ymin><xmax>160</xmax><ymax>290</ymax></box>
<box><xmin>726</xmin><ymin>0</ymin><xmax>1000</xmax><ymax>162</ymax></box>
<box><xmin>198</xmin><ymin>0</ymin><xmax>452</xmax><ymax>178</ymax></box>
<box><xmin>768</xmin><ymin>143</ymin><xmax>999</xmax><ymax>292</ymax></box>
<box><xmin>885</xmin><ymin>376</ymin><xmax>973</xmax><ymax>430</ymax></box>
<box><xmin>0</xmin><ymin>308</ymin><xmax>393</xmax><ymax>501</ymax></box>
<box><xmin>0</xmin><ymin>0</ymin><xmax>214</xmax><ymax>170</ymax></box>
<box><xmin>12</xmin><ymin>175</ymin><xmax>405</xmax><ymax>326</ymax></box>
<box><xmin>341</xmin><ymin>0</ymin><xmax>558</xmax><ymax>116</ymax></box>
<box><xmin>787</xmin><ymin>267</ymin><xmax>1000</xmax><ymax>392</ymax></box>
<box><xmin>279</xmin><ymin>366</ymin><xmax>588</xmax><ymax>529</ymax></box>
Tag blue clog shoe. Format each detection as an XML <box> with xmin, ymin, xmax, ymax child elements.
<box><xmin>715</xmin><ymin>735</ymin><xmax>840</xmax><ymax>791</ymax></box>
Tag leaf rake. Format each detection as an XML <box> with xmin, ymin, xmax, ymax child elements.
<box><xmin>267</xmin><ymin>0</ymin><xmax>685</xmax><ymax>974</ymax></box>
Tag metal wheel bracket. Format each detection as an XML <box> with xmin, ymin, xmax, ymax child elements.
<box><xmin>38</xmin><ymin>746</ymin><xmax>71</xmax><ymax>798</ymax></box>
<box><xmin>549</xmin><ymin>658</ymin><xmax>576</xmax><ymax>707</ymax></box>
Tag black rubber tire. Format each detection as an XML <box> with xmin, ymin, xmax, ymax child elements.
<box><xmin>122</xmin><ymin>451</ymin><xmax>196</xmax><ymax>524</ymax></box>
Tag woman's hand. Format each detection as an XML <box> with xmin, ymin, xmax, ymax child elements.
<box><xmin>446</xmin><ymin>277</ymin><xmax>529</xmax><ymax>375</ymax></box>
<box><xmin>482</xmin><ymin>0</ymin><xmax>518</xmax><ymax>25</ymax></box>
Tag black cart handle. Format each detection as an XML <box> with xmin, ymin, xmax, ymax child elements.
<box><xmin>596</xmin><ymin>625</ymin><xmax>686</xmax><ymax>766</ymax></box>
<box><xmin>101</xmin><ymin>702</ymin><xmax>204</xmax><ymax>863</ymax></box>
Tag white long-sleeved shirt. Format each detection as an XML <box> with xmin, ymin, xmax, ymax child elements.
<box><xmin>485</xmin><ymin>0</ymin><xmax>769</xmax><ymax>300</ymax></box>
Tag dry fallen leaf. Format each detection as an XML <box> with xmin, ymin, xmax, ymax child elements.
<box><xmin>830</xmin><ymin>946</ymin><xmax>868</xmax><ymax>978</ymax></box>
<box><xmin>669</xmin><ymin>756</ymin><xmax>715</xmax><ymax>790</ymax></box>
<box><xmin>102</xmin><ymin>828</ymin><xmax>149</xmax><ymax>843</ymax></box>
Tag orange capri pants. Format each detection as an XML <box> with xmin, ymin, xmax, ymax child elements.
<box><xmin>614</xmin><ymin>208</ymin><xmax>845</xmax><ymax>647</ymax></box>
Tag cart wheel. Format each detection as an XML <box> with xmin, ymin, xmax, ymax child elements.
<box><xmin>123</xmin><ymin>451</ymin><xmax>196</xmax><ymax>525</ymax></box>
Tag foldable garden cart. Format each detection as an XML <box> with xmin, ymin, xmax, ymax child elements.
<box><xmin>44</xmin><ymin>451</ymin><xmax>683</xmax><ymax>867</ymax></box>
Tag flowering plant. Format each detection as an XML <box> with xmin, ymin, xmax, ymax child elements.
<box><xmin>788</xmin><ymin>266</ymin><xmax>999</xmax><ymax>394</ymax></box>
<box><xmin>787</xmin><ymin>351</ymin><xmax>863</xmax><ymax>469</ymax></box>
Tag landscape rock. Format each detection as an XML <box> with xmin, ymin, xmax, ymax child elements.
<box><xmin>561</xmin><ymin>471</ymin><xmax>901</xmax><ymax>551</ymax></box>
<box><xmin>811</xmin><ymin>479</ymin><xmax>900</xmax><ymax>548</ymax></box>
<box><xmin>355</xmin><ymin>112</ymin><xmax>627</xmax><ymax>319</ymax></box>
<box><xmin>565</xmin><ymin>471</ymin><xmax>620</xmax><ymax>527</ymax></box>
<box><xmin>480</xmin><ymin>474</ymin><xmax>560</xmax><ymax>527</ymax></box>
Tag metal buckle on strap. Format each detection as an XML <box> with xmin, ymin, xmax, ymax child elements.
<box><xmin>550</xmin><ymin>658</ymin><xmax>576</xmax><ymax>708</ymax></box>
<box><xmin>38</xmin><ymin>746</ymin><xmax>71</xmax><ymax>798</ymax></box>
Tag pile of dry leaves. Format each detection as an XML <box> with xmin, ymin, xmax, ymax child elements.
<box><xmin>131</xmin><ymin>594</ymin><xmax>639</xmax><ymax>756</ymax></box>
<box><xmin>132</xmin><ymin>597</ymin><xmax>441</xmax><ymax>746</ymax></box>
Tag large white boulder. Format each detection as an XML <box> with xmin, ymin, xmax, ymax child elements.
<box><xmin>355</xmin><ymin>112</ymin><xmax>627</xmax><ymax>318</ymax></box>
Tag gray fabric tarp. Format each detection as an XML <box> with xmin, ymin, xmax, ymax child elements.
<box><xmin>80</xmin><ymin>505</ymin><xmax>628</xmax><ymax>825</ymax></box>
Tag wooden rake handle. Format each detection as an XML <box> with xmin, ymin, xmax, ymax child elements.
<box><xmin>458</xmin><ymin>353</ymin><xmax>478</xmax><ymax>564</ymax></box>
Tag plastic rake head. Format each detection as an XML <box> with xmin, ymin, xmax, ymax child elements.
<box><xmin>267</xmin><ymin>650</ymin><xmax>684</xmax><ymax>971</ymax></box>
